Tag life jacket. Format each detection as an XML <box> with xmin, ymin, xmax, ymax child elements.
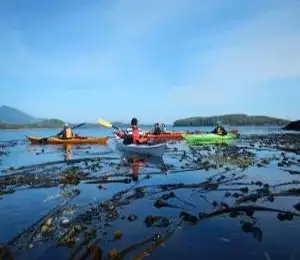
<box><xmin>216</xmin><ymin>127</ymin><xmax>226</xmax><ymax>135</ymax></box>
<box><xmin>132</xmin><ymin>128</ymin><xmax>140</xmax><ymax>144</ymax></box>
<box><xmin>63</xmin><ymin>127</ymin><xmax>72</xmax><ymax>139</ymax></box>
<box><xmin>126</xmin><ymin>128</ymin><xmax>144</xmax><ymax>136</ymax></box>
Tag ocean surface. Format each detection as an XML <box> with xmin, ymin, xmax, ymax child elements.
<box><xmin>0</xmin><ymin>125</ymin><xmax>299</xmax><ymax>260</ymax></box>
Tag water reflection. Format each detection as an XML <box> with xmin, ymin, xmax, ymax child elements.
<box><xmin>120</xmin><ymin>154</ymin><xmax>166</xmax><ymax>181</ymax></box>
<box><xmin>63</xmin><ymin>144</ymin><xmax>72</xmax><ymax>161</ymax></box>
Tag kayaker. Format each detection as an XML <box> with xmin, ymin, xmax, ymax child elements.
<box><xmin>212</xmin><ymin>121</ymin><xmax>227</xmax><ymax>135</ymax></box>
<box><xmin>161</xmin><ymin>123</ymin><xmax>167</xmax><ymax>133</ymax></box>
<box><xmin>123</xmin><ymin>118</ymin><xmax>147</xmax><ymax>145</ymax></box>
<box><xmin>56</xmin><ymin>123</ymin><xmax>73</xmax><ymax>139</ymax></box>
<box><xmin>153</xmin><ymin>122</ymin><xmax>161</xmax><ymax>135</ymax></box>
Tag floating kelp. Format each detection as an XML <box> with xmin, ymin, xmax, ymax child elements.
<box><xmin>1</xmin><ymin>133</ymin><xmax>300</xmax><ymax>259</ymax></box>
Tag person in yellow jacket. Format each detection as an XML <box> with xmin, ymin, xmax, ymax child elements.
<box><xmin>57</xmin><ymin>123</ymin><xmax>73</xmax><ymax>139</ymax></box>
<box><xmin>212</xmin><ymin>121</ymin><xmax>227</xmax><ymax>135</ymax></box>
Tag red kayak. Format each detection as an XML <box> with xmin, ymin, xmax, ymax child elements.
<box><xmin>114</xmin><ymin>131</ymin><xmax>183</xmax><ymax>141</ymax></box>
<box><xmin>144</xmin><ymin>132</ymin><xmax>183</xmax><ymax>140</ymax></box>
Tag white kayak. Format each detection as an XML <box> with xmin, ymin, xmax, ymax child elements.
<box><xmin>114</xmin><ymin>135</ymin><xmax>166</xmax><ymax>157</ymax></box>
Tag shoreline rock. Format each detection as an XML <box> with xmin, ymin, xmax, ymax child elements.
<box><xmin>283</xmin><ymin>120</ymin><xmax>300</xmax><ymax>131</ymax></box>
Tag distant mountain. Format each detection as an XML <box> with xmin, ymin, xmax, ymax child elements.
<box><xmin>0</xmin><ymin>119</ymin><xmax>65</xmax><ymax>129</ymax></box>
<box><xmin>0</xmin><ymin>105</ymin><xmax>37</xmax><ymax>124</ymax></box>
<box><xmin>173</xmin><ymin>114</ymin><xmax>290</xmax><ymax>126</ymax></box>
<box><xmin>0</xmin><ymin>105</ymin><xmax>65</xmax><ymax>129</ymax></box>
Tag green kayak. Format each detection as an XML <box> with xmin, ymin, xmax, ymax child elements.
<box><xmin>183</xmin><ymin>133</ymin><xmax>240</xmax><ymax>143</ymax></box>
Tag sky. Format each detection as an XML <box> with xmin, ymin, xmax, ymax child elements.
<box><xmin>0</xmin><ymin>0</ymin><xmax>299</xmax><ymax>124</ymax></box>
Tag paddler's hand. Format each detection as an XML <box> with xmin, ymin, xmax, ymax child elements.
<box><xmin>139</xmin><ymin>138</ymin><xmax>148</xmax><ymax>144</ymax></box>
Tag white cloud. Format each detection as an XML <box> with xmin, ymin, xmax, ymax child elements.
<box><xmin>166</xmin><ymin>2</ymin><xmax>300</xmax><ymax>105</ymax></box>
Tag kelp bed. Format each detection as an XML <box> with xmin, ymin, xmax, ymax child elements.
<box><xmin>0</xmin><ymin>133</ymin><xmax>300</xmax><ymax>259</ymax></box>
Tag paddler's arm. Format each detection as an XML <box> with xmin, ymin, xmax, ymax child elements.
<box><xmin>56</xmin><ymin>130</ymin><xmax>63</xmax><ymax>137</ymax></box>
<box><xmin>222</xmin><ymin>127</ymin><xmax>228</xmax><ymax>135</ymax></box>
<box><xmin>138</xmin><ymin>137</ymin><xmax>148</xmax><ymax>144</ymax></box>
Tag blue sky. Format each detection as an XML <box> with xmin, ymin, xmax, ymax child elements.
<box><xmin>0</xmin><ymin>0</ymin><xmax>299</xmax><ymax>124</ymax></box>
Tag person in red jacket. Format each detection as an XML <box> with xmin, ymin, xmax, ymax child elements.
<box><xmin>131</xmin><ymin>117</ymin><xmax>139</xmax><ymax>143</ymax></box>
<box><xmin>123</xmin><ymin>117</ymin><xmax>147</xmax><ymax>145</ymax></box>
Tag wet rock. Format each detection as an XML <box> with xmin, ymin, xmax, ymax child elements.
<box><xmin>282</xmin><ymin>120</ymin><xmax>300</xmax><ymax>131</ymax></box>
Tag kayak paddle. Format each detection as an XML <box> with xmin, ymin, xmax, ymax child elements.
<box><xmin>229</xmin><ymin>129</ymin><xmax>239</xmax><ymax>134</ymax></box>
<box><xmin>98</xmin><ymin>119</ymin><xmax>121</xmax><ymax>130</ymax></box>
<box><xmin>38</xmin><ymin>122</ymin><xmax>86</xmax><ymax>144</ymax></box>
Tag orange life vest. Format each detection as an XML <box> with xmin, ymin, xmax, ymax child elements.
<box><xmin>132</xmin><ymin>128</ymin><xmax>140</xmax><ymax>144</ymax></box>
<box><xmin>63</xmin><ymin>127</ymin><xmax>73</xmax><ymax>139</ymax></box>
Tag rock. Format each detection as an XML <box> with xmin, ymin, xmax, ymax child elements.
<box><xmin>282</xmin><ymin>120</ymin><xmax>300</xmax><ymax>131</ymax></box>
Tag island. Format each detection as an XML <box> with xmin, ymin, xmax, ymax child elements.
<box><xmin>0</xmin><ymin>119</ymin><xmax>65</xmax><ymax>129</ymax></box>
<box><xmin>282</xmin><ymin>120</ymin><xmax>300</xmax><ymax>131</ymax></box>
<box><xmin>173</xmin><ymin>114</ymin><xmax>290</xmax><ymax>126</ymax></box>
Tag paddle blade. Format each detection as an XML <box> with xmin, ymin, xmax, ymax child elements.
<box><xmin>230</xmin><ymin>129</ymin><xmax>239</xmax><ymax>134</ymax></box>
<box><xmin>98</xmin><ymin>119</ymin><xmax>113</xmax><ymax>128</ymax></box>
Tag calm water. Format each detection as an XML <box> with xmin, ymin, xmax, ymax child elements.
<box><xmin>0</xmin><ymin>125</ymin><xmax>299</xmax><ymax>260</ymax></box>
<box><xmin>0</xmin><ymin>125</ymin><xmax>283</xmax><ymax>168</ymax></box>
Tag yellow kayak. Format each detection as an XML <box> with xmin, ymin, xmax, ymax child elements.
<box><xmin>26</xmin><ymin>135</ymin><xmax>109</xmax><ymax>145</ymax></box>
